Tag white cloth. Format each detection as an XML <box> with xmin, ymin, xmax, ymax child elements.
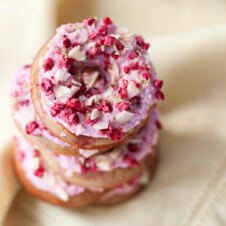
<box><xmin>1</xmin><ymin>1</ymin><xmax>226</xmax><ymax>226</ymax></box>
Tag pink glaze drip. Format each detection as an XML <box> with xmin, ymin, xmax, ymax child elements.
<box><xmin>38</xmin><ymin>17</ymin><xmax>164</xmax><ymax>139</ymax></box>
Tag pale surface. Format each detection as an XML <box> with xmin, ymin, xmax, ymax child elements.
<box><xmin>1</xmin><ymin>1</ymin><xmax>226</xmax><ymax>226</ymax></box>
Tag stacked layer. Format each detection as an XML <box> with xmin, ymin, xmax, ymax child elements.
<box><xmin>11</xmin><ymin>17</ymin><xmax>164</xmax><ymax>208</ymax></box>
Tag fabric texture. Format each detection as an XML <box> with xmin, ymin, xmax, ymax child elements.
<box><xmin>1</xmin><ymin>1</ymin><xmax>226</xmax><ymax>226</ymax></box>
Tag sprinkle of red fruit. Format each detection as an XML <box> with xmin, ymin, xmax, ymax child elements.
<box><xmin>142</xmin><ymin>72</ymin><xmax>151</xmax><ymax>80</ymax></box>
<box><xmin>33</xmin><ymin>149</ymin><xmax>41</xmax><ymax>157</ymax></box>
<box><xmin>84</xmin><ymin>18</ymin><xmax>96</xmax><ymax>26</ymax></box>
<box><xmin>135</xmin><ymin>36</ymin><xmax>145</xmax><ymax>46</ymax></box>
<box><xmin>118</xmin><ymin>87</ymin><xmax>128</xmax><ymax>99</ymax></box>
<box><xmin>101</xmin><ymin>126</ymin><xmax>122</xmax><ymax>140</ymax></box>
<box><xmin>98</xmin><ymin>25</ymin><xmax>108</xmax><ymax>36</ymax></box>
<box><xmin>124</xmin><ymin>66</ymin><xmax>130</xmax><ymax>74</ymax></box>
<box><xmin>145</xmin><ymin>42</ymin><xmax>150</xmax><ymax>50</ymax></box>
<box><xmin>81</xmin><ymin>165</ymin><xmax>88</xmax><ymax>174</ymax></box>
<box><xmin>43</xmin><ymin>58</ymin><xmax>54</xmax><ymax>71</ymax></box>
<box><xmin>153</xmin><ymin>80</ymin><xmax>163</xmax><ymax>89</ymax></box>
<box><xmin>51</xmin><ymin>102</ymin><xmax>65</xmax><ymax>117</ymax></box>
<box><xmin>89</xmin><ymin>32</ymin><xmax>98</xmax><ymax>40</ymax></box>
<box><xmin>104</xmin><ymin>56</ymin><xmax>112</xmax><ymax>69</ymax></box>
<box><xmin>118</xmin><ymin>80</ymin><xmax>128</xmax><ymax>99</ymax></box>
<box><xmin>85</xmin><ymin>116</ymin><xmax>98</xmax><ymax>125</ymax></box>
<box><xmin>19</xmin><ymin>100</ymin><xmax>30</xmax><ymax>106</ymax></box>
<box><xmin>122</xmin><ymin>79</ymin><xmax>128</xmax><ymax>88</ymax></box>
<box><xmin>132</xmin><ymin>80</ymin><xmax>141</xmax><ymax>89</ymax></box>
<box><xmin>112</xmin><ymin>52</ymin><xmax>119</xmax><ymax>59</ymax></box>
<box><xmin>41</xmin><ymin>78</ymin><xmax>53</xmax><ymax>95</ymax></box>
<box><xmin>34</xmin><ymin>166</ymin><xmax>45</xmax><ymax>177</ymax></box>
<box><xmin>140</xmin><ymin>63</ymin><xmax>150</xmax><ymax>71</ymax></box>
<box><xmin>104</xmin><ymin>36</ymin><xmax>115</xmax><ymax>46</ymax></box>
<box><xmin>26</xmin><ymin>121</ymin><xmax>39</xmax><ymax>135</ymax></box>
<box><xmin>85</xmin><ymin>159</ymin><xmax>97</xmax><ymax>172</ymax></box>
<box><xmin>130</xmin><ymin>62</ymin><xmax>139</xmax><ymax>70</ymax></box>
<box><xmin>135</xmin><ymin>36</ymin><xmax>150</xmax><ymax>50</ymax></box>
<box><xmin>62</xmin><ymin>38</ymin><xmax>71</xmax><ymax>48</ymax></box>
<box><xmin>87</xmin><ymin>46</ymin><xmax>102</xmax><ymax>58</ymax></box>
<box><xmin>67</xmin><ymin>113</ymin><xmax>80</xmax><ymax>125</ymax></box>
<box><xmin>61</xmin><ymin>57</ymin><xmax>75</xmax><ymax>70</ymax></box>
<box><xmin>103</xmin><ymin>17</ymin><xmax>112</xmax><ymax>25</ymax></box>
<box><xmin>116</xmin><ymin>102</ymin><xmax>131</xmax><ymax>112</ymax></box>
<box><xmin>96</xmin><ymin>38</ymin><xmax>105</xmax><ymax>46</ymax></box>
<box><xmin>155</xmin><ymin>119</ymin><xmax>162</xmax><ymax>129</ymax></box>
<box><xmin>72</xmin><ymin>42</ymin><xmax>79</xmax><ymax>48</ymax></box>
<box><xmin>155</xmin><ymin>90</ymin><xmax>165</xmax><ymax>100</ymax></box>
<box><xmin>123</xmin><ymin>154</ymin><xmax>138</xmax><ymax>167</ymax></box>
<box><xmin>128</xmin><ymin>50</ymin><xmax>139</xmax><ymax>60</ymax></box>
<box><xmin>67</xmin><ymin>98</ymin><xmax>85</xmax><ymax>112</ymax></box>
<box><xmin>112</xmin><ymin>85</ymin><xmax>119</xmax><ymax>91</ymax></box>
<box><xmin>110</xmin><ymin>127</ymin><xmax>122</xmax><ymax>140</ymax></box>
<box><xmin>64</xmin><ymin>107</ymin><xmax>80</xmax><ymax>125</ymax></box>
<box><xmin>115</xmin><ymin>40</ymin><xmax>124</xmax><ymax>51</ymax></box>
<box><xmin>97</xmin><ymin>100</ymin><xmax>112</xmax><ymax>113</ymax></box>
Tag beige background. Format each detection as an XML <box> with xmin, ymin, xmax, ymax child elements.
<box><xmin>0</xmin><ymin>0</ymin><xmax>226</xmax><ymax>226</ymax></box>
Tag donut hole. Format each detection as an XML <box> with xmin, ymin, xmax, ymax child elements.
<box><xmin>77</xmin><ymin>62</ymin><xmax>111</xmax><ymax>96</ymax></box>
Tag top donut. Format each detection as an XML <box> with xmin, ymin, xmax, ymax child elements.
<box><xmin>31</xmin><ymin>17</ymin><xmax>164</xmax><ymax>149</ymax></box>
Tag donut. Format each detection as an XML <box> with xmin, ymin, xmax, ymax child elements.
<box><xmin>13</xmin><ymin>135</ymin><xmax>103</xmax><ymax>207</ymax></box>
<box><xmin>13</xmin><ymin>136</ymin><xmax>155</xmax><ymax>207</ymax></box>
<box><xmin>31</xmin><ymin>17</ymin><xmax>164</xmax><ymax>150</ymax></box>
<box><xmin>97</xmin><ymin>157</ymin><xmax>158</xmax><ymax>206</ymax></box>
<box><xmin>41</xmin><ymin>109</ymin><xmax>159</xmax><ymax>189</ymax></box>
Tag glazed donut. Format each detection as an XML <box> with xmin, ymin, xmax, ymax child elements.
<box><xmin>31</xmin><ymin>17</ymin><xmax>164</xmax><ymax>150</ymax></box>
<box><xmin>13</xmin><ymin>136</ymin><xmax>155</xmax><ymax>207</ymax></box>
<box><xmin>41</xmin><ymin>109</ymin><xmax>159</xmax><ymax>189</ymax></box>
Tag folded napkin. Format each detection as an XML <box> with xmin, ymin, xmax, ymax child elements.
<box><xmin>1</xmin><ymin>1</ymin><xmax>226</xmax><ymax>226</ymax></box>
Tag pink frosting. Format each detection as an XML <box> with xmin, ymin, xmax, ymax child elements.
<box><xmin>38</xmin><ymin>17</ymin><xmax>163</xmax><ymax>139</ymax></box>
<box><xmin>15</xmin><ymin>135</ymin><xmax>149</xmax><ymax>201</ymax></box>
<box><xmin>11</xmin><ymin>65</ymin><xmax>70</xmax><ymax>148</ymax></box>
<box><xmin>11</xmin><ymin>64</ymin><xmax>160</xmax><ymax>175</ymax></box>
<box><xmin>56</xmin><ymin>108</ymin><xmax>159</xmax><ymax>174</ymax></box>
<box><xmin>15</xmin><ymin>135</ymin><xmax>85</xmax><ymax>201</ymax></box>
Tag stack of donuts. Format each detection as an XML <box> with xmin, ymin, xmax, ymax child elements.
<box><xmin>10</xmin><ymin>17</ymin><xmax>164</xmax><ymax>208</ymax></box>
